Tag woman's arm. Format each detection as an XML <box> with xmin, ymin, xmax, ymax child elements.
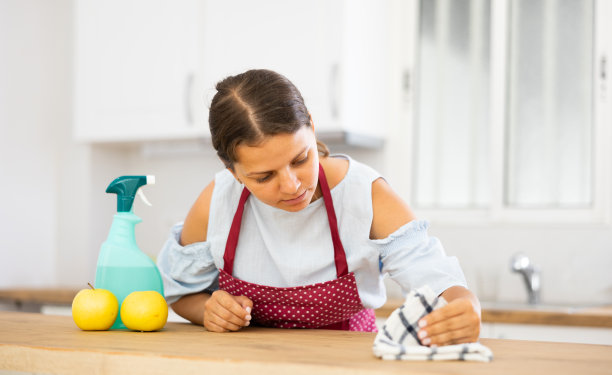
<box><xmin>171</xmin><ymin>291</ymin><xmax>252</xmax><ymax>332</ymax></box>
<box><xmin>369</xmin><ymin>177</ymin><xmax>416</xmax><ymax>240</ymax></box>
<box><xmin>370</xmin><ymin>178</ymin><xmax>481</xmax><ymax>345</ymax></box>
<box><xmin>171</xmin><ymin>292</ymin><xmax>211</xmax><ymax>326</ymax></box>
<box><xmin>171</xmin><ymin>179</ymin><xmax>253</xmax><ymax>332</ymax></box>
<box><xmin>180</xmin><ymin>180</ymin><xmax>214</xmax><ymax>245</ymax></box>
<box><xmin>171</xmin><ymin>180</ymin><xmax>214</xmax><ymax>323</ymax></box>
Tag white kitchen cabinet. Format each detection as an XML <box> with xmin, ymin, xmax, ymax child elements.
<box><xmin>200</xmin><ymin>0</ymin><xmax>389</xmax><ymax>144</ymax></box>
<box><xmin>74</xmin><ymin>0</ymin><xmax>388</xmax><ymax>145</ymax></box>
<box><xmin>199</xmin><ymin>0</ymin><xmax>343</xmax><ymax>132</ymax></box>
<box><xmin>74</xmin><ymin>0</ymin><xmax>208</xmax><ymax>142</ymax></box>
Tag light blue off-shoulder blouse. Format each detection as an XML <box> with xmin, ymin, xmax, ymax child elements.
<box><xmin>157</xmin><ymin>155</ymin><xmax>467</xmax><ymax>306</ymax></box>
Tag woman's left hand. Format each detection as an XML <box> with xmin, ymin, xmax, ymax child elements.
<box><xmin>417</xmin><ymin>288</ymin><xmax>481</xmax><ymax>346</ymax></box>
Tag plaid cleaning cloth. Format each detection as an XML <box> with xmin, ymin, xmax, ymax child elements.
<box><xmin>373</xmin><ymin>286</ymin><xmax>493</xmax><ymax>362</ymax></box>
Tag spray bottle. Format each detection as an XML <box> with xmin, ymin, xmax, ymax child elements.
<box><xmin>95</xmin><ymin>175</ymin><xmax>164</xmax><ymax>330</ymax></box>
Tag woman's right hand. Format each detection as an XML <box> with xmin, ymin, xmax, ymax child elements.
<box><xmin>203</xmin><ymin>290</ymin><xmax>253</xmax><ymax>332</ymax></box>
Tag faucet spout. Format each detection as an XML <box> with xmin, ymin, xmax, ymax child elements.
<box><xmin>510</xmin><ymin>253</ymin><xmax>541</xmax><ymax>305</ymax></box>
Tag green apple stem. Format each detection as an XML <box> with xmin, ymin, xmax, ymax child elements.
<box><xmin>87</xmin><ymin>282</ymin><xmax>95</xmax><ymax>290</ymax></box>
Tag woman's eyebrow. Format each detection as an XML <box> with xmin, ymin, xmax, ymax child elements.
<box><xmin>245</xmin><ymin>146</ymin><xmax>309</xmax><ymax>177</ymax></box>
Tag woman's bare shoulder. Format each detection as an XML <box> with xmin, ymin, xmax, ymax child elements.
<box><xmin>370</xmin><ymin>178</ymin><xmax>416</xmax><ymax>239</ymax></box>
<box><xmin>180</xmin><ymin>180</ymin><xmax>215</xmax><ymax>245</ymax></box>
<box><xmin>319</xmin><ymin>156</ymin><xmax>349</xmax><ymax>189</ymax></box>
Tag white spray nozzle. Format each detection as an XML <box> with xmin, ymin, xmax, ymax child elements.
<box><xmin>147</xmin><ymin>175</ymin><xmax>156</xmax><ymax>185</ymax></box>
<box><xmin>137</xmin><ymin>189</ymin><xmax>153</xmax><ymax>207</ymax></box>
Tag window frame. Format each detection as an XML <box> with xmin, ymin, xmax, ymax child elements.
<box><xmin>388</xmin><ymin>0</ymin><xmax>612</xmax><ymax>225</ymax></box>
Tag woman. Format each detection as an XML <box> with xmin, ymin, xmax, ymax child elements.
<box><xmin>157</xmin><ymin>69</ymin><xmax>480</xmax><ymax>346</ymax></box>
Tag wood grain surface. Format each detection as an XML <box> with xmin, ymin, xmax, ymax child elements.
<box><xmin>1</xmin><ymin>311</ymin><xmax>611</xmax><ymax>375</ymax></box>
<box><xmin>0</xmin><ymin>288</ymin><xmax>78</xmax><ymax>305</ymax></box>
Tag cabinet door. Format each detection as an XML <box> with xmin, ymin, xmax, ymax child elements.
<box><xmin>74</xmin><ymin>0</ymin><xmax>206</xmax><ymax>142</ymax></box>
<box><xmin>200</xmin><ymin>0</ymin><xmax>343</xmax><ymax>131</ymax></box>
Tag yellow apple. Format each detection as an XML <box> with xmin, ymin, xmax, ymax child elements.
<box><xmin>120</xmin><ymin>290</ymin><xmax>168</xmax><ymax>332</ymax></box>
<box><xmin>72</xmin><ymin>283</ymin><xmax>118</xmax><ymax>331</ymax></box>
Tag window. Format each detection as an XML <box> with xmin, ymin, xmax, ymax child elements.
<box><xmin>414</xmin><ymin>0</ymin><xmax>491</xmax><ymax>209</ymax></box>
<box><xmin>399</xmin><ymin>0</ymin><xmax>611</xmax><ymax>223</ymax></box>
<box><xmin>506</xmin><ymin>0</ymin><xmax>593</xmax><ymax>208</ymax></box>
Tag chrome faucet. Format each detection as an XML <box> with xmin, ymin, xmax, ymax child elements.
<box><xmin>510</xmin><ymin>253</ymin><xmax>541</xmax><ymax>304</ymax></box>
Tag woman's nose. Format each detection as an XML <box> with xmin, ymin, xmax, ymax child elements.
<box><xmin>279</xmin><ymin>170</ymin><xmax>300</xmax><ymax>194</ymax></box>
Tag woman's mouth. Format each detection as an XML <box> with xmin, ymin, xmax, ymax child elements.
<box><xmin>281</xmin><ymin>190</ymin><xmax>307</xmax><ymax>206</ymax></box>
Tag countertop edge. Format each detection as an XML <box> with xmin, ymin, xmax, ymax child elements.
<box><xmin>2</xmin><ymin>289</ymin><xmax>611</xmax><ymax>328</ymax></box>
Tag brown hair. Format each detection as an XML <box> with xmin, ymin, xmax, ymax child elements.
<box><xmin>208</xmin><ymin>69</ymin><xmax>329</xmax><ymax>169</ymax></box>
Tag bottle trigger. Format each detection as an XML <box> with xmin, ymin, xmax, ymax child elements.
<box><xmin>137</xmin><ymin>189</ymin><xmax>152</xmax><ymax>207</ymax></box>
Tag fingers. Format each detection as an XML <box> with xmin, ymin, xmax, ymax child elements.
<box><xmin>419</xmin><ymin>298</ymin><xmax>472</xmax><ymax>326</ymax></box>
<box><xmin>417</xmin><ymin>298</ymin><xmax>480</xmax><ymax>346</ymax></box>
<box><xmin>203</xmin><ymin>291</ymin><xmax>253</xmax><ymax>333</ymax></box>
<box><xmin>205</xmin><ymin>319</ymin><xmax>232</xmax><ymax>333</ymax></box>
<box><xmin>424</xmin><ymin>325</ymin><xmax>479</xmax><ymax>346</ymax></box>
<box><xmin>235</xmin><ymin>295</ymin><xmax>254</xmax><ymax>311</ymax></box>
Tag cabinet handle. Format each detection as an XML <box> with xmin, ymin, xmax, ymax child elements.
<box><xmin>184</xmin><ymin>73</ymin><xmax>195</xmax><ymax>126</ymax></box>
<box><xmin>600</xmin><ymin>55</ymin><xmax>607</xmax><ymax>100</ymax></box>
<box><xmin>403</xmin><ymin>69</ymin><xmax>411</xmax><ymax>105</ymax></box>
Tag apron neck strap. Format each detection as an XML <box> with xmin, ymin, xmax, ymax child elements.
<box><xmin>317</xmin><ymin>163</ymin><xmax>349</xmax><ymax>277</ymax></box>
<box><xmin>222</xmin><ymin>163</ymin><xmax>349</xmax><ymax>278</ymax></box>
<box><xmin>222</xmin><ymin>187</ymin><xmax>251</xmax><ymax>275</ymax></box>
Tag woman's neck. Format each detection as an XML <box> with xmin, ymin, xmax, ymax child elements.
<box><xmin>310</xmin><ymin>183</ymin><xmax>323</xmax><ymax>203</ymax></box>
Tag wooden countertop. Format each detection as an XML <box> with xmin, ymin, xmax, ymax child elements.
<box><xmin>480</xmin><ymin>304</ymin><xmax>612</xmax><ymax>328</ymax></box>
<box><xmin>1</xmin><ymin>311</ymin><xmax>611</xmax><ymax>375</ymax></box>
<box><xmin>0</xmin><ymin>288</ymin><xmax>77</xmax><ymax>305</ymax></box>
<box><xmin>2</xmin><ymin>289</ymin><xmax>612</xmax><ymax>328</ymax></box>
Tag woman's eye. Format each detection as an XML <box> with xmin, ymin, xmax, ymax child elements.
<box><xmin>256</xmin><ymin>175</ymin><xmax>271</xmax><ymax>183</ymax></box>
<box><xmin>294</xmin><ymin>155</ymin><xmax>308</xmax><ymax>165</ymax></box>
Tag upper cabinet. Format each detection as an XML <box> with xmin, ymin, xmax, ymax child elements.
<box><xmin>199</xmin><ymin>0</ymin><xmax>344</xmax><ymax>133</ymax></box>
<box><xmin>74</xmin><ymin>0</ymin><xmax>207</xmax><ymax>142</ymax></box>
<box><xmin>74</xmin><ymin>0</ymin><xmax>389</xmax><ymax>145</ymax></box>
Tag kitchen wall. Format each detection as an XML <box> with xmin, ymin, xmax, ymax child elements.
<box><xmin>1</xmin><ymin>0</ymin><xmax>68</xmax><ymax>287</ymax></box>
<box><xmin>1</xmin><ymin>0</ymin><xmax>611</xmax><ymax>307</ymax></box>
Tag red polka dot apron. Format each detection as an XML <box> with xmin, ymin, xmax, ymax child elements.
<box><xmin>218</xmin><ymin>163</ymin><xmax>377</xmax><ymax>332</ymax></box>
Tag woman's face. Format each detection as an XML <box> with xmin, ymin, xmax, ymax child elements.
<box><xmin>231</xmin><ymin>126</ymin><xmax>320</xmax><ymax>212</ymax></box>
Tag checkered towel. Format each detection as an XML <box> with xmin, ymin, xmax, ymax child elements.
<box><xmin>373</xmin><ymin>286</ymin><xmax>493</xmax><ymax>362</ymax></box>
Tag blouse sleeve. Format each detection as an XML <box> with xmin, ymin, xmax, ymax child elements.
<box><xmin>372</xmin><ymin>219</ymin><xmax>468</xmax><ymax>297</ymax></box>
<box><xmin>156</xmin><ymin>222</ymin><xmax>219</xmax><ymax>305</ymax></box>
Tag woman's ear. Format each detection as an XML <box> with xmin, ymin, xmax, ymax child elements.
<box><xmin>309</xmin><ymin>113</ymin><xmax>316</xmax><ymax>133</ymax></box>
<box><xmin>227</xmin><ymin>167</ymin><xmax>243</xmax><ymax>185</ymax></box>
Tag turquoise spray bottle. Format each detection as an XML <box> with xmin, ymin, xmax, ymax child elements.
<box><xmin>94</xmin><ymin>175</ymin><xmax>164</xmax><ymax>330</ymax></box>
